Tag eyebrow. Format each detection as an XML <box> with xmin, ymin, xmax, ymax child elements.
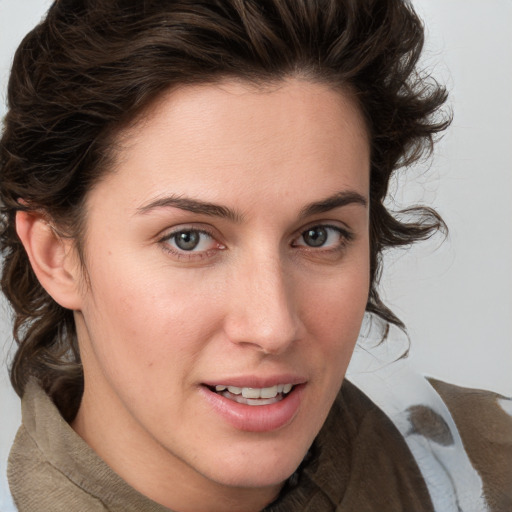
<box><xmin>136</xmin><ymin>195</ymin><xmax>242</xmax><ymax>222</ymax></box>
<box><xmin>299</xmin><ymin>191</ymin><xmax>367</xmax><ymax>218</ymax></box>
<box><xmin>136</xmin><ymin>190</ymin><xmax>367</xmax><ymax>221</ymax></box>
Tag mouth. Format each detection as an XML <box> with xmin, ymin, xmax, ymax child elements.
<box><xmin>201</xmin><ymin>379</ymin><xmax>305</xmax><ymax>431</ymax></box>
<box><xmin>207</xmin><ymin>383</ymin><xmax>295</xmax><ymax>406</ymax></box>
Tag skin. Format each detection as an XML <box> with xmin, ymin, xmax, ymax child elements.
<box><xmin>65</xmin><ymin>79</ymin><xmax>371</xmax><ymax>512</ymax></box>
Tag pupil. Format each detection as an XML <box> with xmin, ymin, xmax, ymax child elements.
<box><xmin>175</xmin><ymin>231</ymin><xmax>200</xmax><ymax>251</ymax></box>
<box><xmin>304</xmin><ymin>227</ymin><xmax>327</xmax><ymax>247</ymax></box>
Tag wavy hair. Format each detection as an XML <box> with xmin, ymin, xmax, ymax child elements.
<box><xmin>0</xmin><ymin>0</ymin><xmax>449</xmax><ymax>420</ymax></box>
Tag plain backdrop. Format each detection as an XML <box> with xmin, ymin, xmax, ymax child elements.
<box><xmin>1</xmin><ymin>0</ymin><xmax>511</xmax><ymax>507</ymax></box>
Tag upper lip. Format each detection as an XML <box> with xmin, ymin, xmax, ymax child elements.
<box><xmin>202</xmin><ymin>375</ymin><xmax>307</xmax><ymax>389</ymax></box>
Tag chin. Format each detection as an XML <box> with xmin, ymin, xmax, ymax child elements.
<box><xmin>200</xmin><ymin>437</ymin><xmax>311</xmax><ymax>490</ymax></box>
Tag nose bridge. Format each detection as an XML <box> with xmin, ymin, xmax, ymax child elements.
<box><xmin>225</xmin><ymin>247</ymin><xmax>300</xmax><ymax>354</ymax></box>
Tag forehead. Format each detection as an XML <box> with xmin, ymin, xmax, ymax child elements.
<box><xmin>92</xmin><ymin>78</ymin><xmax>370</xmax><ymax>214</ymax></box>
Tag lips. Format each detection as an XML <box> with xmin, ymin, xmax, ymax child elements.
<box><xmin>200</xmin><ymin>379</ymin><xmax>305</xmax><ymax>432</ymax></box>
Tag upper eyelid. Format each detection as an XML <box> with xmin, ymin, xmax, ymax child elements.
<box><xmin>158</xmin><ymin>227</ymin><xmax>221</xmax><ymax>259</ymax></box>
<box><xmin>158</xmin><ymin>224</ymin><xmax>217</xmax><ymax>241</ymax></box>
<box><xmin>295</xmin><ymin>222</ymin><xmax>353</xmax><ymax>239</ymax></box>
<box><xmin>290</xmin><ymin>225</ymin><xmax>354</xmax><ymax>252</ymax></box>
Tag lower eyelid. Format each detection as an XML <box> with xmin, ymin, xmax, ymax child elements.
<box><xmin>293</xmin><ymin>225</ymin><xmax>352</xmax><ymax>247</ymax></box>
<box><xmin>161</xmin><ymin>229</ymin><xmax>208</xmax><ymax>246</ymax></box>
<box><xmin>159</xmin><ymin>227</ymin><xmax>228</xmax><ymax>261</ymax></box>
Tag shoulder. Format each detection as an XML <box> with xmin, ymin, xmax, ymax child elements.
<box><xmin>8</xmin><ymin>381</ymin><xmax>171</xmax><ymax>512</ymax></box>
<box><xmin>345</xmin><ymin>355</ymin><xmax>511</xmax><ymax>512</ymax></box>
<box><xmin>8</xmin><ymin>415</ymin><xmax>108</xmax><ymax>512</ymax></box>
<box><xmin>429</xmin><ymin>378</ymin><xmax>512</xmax><ymax>511</ymax></box>
<box><xmin>7</xmin><ymin>381</ymin><xmax>108</xmax><ymax>512</ymax></box>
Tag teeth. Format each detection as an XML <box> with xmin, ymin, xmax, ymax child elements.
<box><xmin>260</xmin><ymin>385</ymin><xmax>278</xmax><ymax>399</ymax></box>
<box><xmin>242</xmin><ymin>387</ymin><xmax>262</xmax><ymax>399</ymax></box>
<box><xmin>241</xmin><ymin>385</ymin><xmax>279</xmax><ymax>399</ymax></box>
<box><xmin>215</xmin><ymin>384</ymin><xmax>294</xmax><ymax>399</ymax></box>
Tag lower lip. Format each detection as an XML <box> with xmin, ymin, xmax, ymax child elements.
<box><xmin>200</xmin><ymin>385</ymin><xmax>304</xmax><ymax>432</ymax></box>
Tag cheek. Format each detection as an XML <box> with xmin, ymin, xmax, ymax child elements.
<box><xmin>298</xmin><ymin>255</ymin><xmax>370</xmax><ymax>375</ymax></box>
<box><xmin>78</xmin><ymin>257</ymin><xmax>222</xmax><ymax>383</ymax></box>
<box><xmin>301</xmin><ymin>256</ymin><xmax>370</xmax><ymax>335</ymax></box>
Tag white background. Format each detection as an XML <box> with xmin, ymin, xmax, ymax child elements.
<box><xmin>1</xmin><ymin>0</ymin><xmax>511</xmax><ymax>507</ymax></box>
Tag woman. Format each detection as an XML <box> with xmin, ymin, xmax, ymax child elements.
<box><xmin>1</xmin><ymin>0</ymin><xmax>510</xmax><ymax>511</ymax></box>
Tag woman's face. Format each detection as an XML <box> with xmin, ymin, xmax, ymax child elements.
<box><xmin>72</xmin><ymin>79</ymin><xmax>370</xmax><ymax>509</ymax></box>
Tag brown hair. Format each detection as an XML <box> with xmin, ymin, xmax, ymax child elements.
<box><xmin>0</xmin><ymin>0</ymin><xmax>449</xmax><ymax>420</ymax></box>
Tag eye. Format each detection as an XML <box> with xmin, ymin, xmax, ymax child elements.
<box><xmin>160</xmin><ymin>228</ymin><xmax>223</xmax><ymax>256</ymax></box>
<box><xmin>173</xmin><ymin>230</ymin><xmax>204</xmax><ymax>251</ymax></box>
<box><xmin>293</xmin><ymin>225</ymin><xmax>352</xmax><ymax>250</ymax></box>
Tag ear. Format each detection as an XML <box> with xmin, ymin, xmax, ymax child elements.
<box><xmin>16</xmin><ymin>210</ymin><xmax>83</xmax><ymax>311</ymax></box>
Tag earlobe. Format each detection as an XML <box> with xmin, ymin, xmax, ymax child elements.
<box><xmin>15</xmin><ymin>210</ymin><xmax>83</xmax><ymax>311</ymax></box>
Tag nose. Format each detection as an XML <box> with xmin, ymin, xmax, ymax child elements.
<box><xmin>223</xmin><ymin>250</ymin><xmax>301</xmax><ymax>355</ymax></box>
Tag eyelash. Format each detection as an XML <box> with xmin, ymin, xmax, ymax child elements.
<box><xmin>292</xmin><ymin>224</ymin><xmax>354</xmax><ymax>253</ymax></box>
<box><xmin>158</xmin><ymin>224</ymin><xmax>353</xmax><ymax>261</ymax></box>
<box><xmin>159</xmin><ymin>227</ymin><xmax>222</xmax><ymax>260</ymax></box>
